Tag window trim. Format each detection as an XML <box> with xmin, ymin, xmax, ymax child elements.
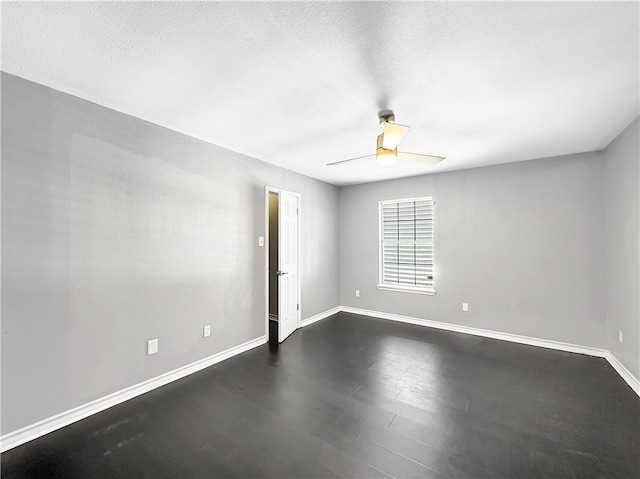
<box><xmin>377</xmin><ymin>196</ymin><xmax>436</xmax><ymax>295</ymax></box>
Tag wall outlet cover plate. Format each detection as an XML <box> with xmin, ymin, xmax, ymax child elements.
<box><xmin>147</xmin><ymin>338</ymin><xmax>159</xmax><ymax>355</ymax></box>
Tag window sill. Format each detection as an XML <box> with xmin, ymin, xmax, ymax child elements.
<box><xmin>377</xmin><ymin>284</ymin><xmax>436</xmax><ymax>296</ymax></box>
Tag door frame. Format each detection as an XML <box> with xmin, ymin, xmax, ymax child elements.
<box><xmin>264</xmin><ymin>186</ymin><xmax>302</xmax><ymax>341</ymax></box>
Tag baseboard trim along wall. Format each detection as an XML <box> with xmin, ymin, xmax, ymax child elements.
<box><xmin>605</xmin><ymin>351</ymin><xmax>640</xmax><ymax>396</ymax></box>
<box><xmin>341</xmin><ymin>306</ymin><xmax>608</xmax><ymax>356</ymax></box>
<box><xmin>300</xmin><ymin>306</ymin><xmax>341</xmax><ymax>328</ymax></box>
<box><xmin>340</xmin><ymin>306</ymin><xmax>640</xmax><ymax>397</ymax></box>
<box><xmin>3</xmin><ymin>305</ymin><xmax>638</xmax><ymax>453</ymax></box>
<box><xmin>0</xmin><ymin>335</ymin><xmax>267</xmax><ymax>453</ymax></box>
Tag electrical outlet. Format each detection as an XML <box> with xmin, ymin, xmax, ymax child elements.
<box><xmin>355</xmin><ymin>290</ymin><xmax>360</xmax><ymax>297</ymax></box>
<box><xmin>619</xmin><ymin>330</ymin><xmax>623</xmax><ymax>344</ymax></box>
<box><xmin>147</xmin><ymin>338</ymin><xmax>158</xmax><ymax>355</ymax></box>
<box><xmin>204</xmin><ymin>325</ymin><xmax>211</xmax><ymax>338</ymax></box>
<box><xmin>462</xmin><ymin>302</ymin><xmax>469</xmax><ymax>312</ymax></box>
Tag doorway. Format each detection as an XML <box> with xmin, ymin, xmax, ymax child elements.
<box><xmin>265</xmin><ymin>187</ymin><xmax>301</xmax><ymax>344</ymax></box>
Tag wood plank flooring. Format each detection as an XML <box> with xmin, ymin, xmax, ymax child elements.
<box><xmin>2</xmin><ymin>312</ymin><xmax>639</xmax><ymax>478</ymax></box>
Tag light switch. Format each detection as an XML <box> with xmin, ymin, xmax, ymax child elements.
<box><xmin>258</xmin><ymin>236</ymin><xmax>264</xmax><ymax>247</ymax></box>
<box><xmin>462</xmin><ymin>303</ymin><xmax>469</xmax><ymax>312</ymax></box>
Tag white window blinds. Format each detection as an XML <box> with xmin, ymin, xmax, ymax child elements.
<box><xmin>379</xmin><ymin>197</ymin><xmax>434</xmax><ymax>293</ymax></box>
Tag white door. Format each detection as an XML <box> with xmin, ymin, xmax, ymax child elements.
<box><xmin>278</xmin><ymin>191</ymin><xmax>299</xmax><ymax>342</ymax></box>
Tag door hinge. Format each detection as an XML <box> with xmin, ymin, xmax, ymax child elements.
<box><xmin>296</xmin><ymin>208</ymin><xmax>299</xmax><ymax>215</ymax></box>
<box><xmin>297</xmin><ymin>303</ymin><xmax>299</xmax><ymax>311</ymax></box>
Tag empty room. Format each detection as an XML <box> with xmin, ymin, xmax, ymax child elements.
<box><xmin>1</xmin><ymin>2</ymin><xmax>638</xmax><ymax>478</ymax></box>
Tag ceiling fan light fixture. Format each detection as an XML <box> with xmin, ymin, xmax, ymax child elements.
<box><xmin>376</xmin><ymin>149</ymin><xmax>397</xmax><ymax>166</ymax></box>
<box><xmin>375</xmin><ymin>133</ymin><xmax>397</xmax><ymax>165</ymax></box>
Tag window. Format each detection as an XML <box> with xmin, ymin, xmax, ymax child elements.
<box><xmin>378</xmin><ymin>196</ymin><xmax>435</xmax><ymax>294</ymax></box>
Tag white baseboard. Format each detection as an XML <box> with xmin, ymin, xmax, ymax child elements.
<box><xmin>340</xmin><ymin>306</ymin><xmax>608</xmax><ymax>356</ymax></box>
<box><xmin>340</xmin><ymin>306</ymin><xmax>639</xmax><ymax>396</ymax></box>
<box><xmin>605</xmin><ymin>352</ymin><xmax>640</xmax><ymax>396</ymax></box>
<box><xmin>0</xmin><ymin>335</ymin><xmax>266</xmax><ymax>453</ymax></box>
<box><xmin>3</xmin><ymin>306</ymin><xmax>638</xmax><ymax>453</ymax></box>
<box><xmin>2</xmin><ymin>305</ymin><xmax>342</xmax><ymax>453</ymax></box>
<box><xmin>300</xmin><ymin>306</ymin><xmax>340</xmax><ymax>328</ymax></box>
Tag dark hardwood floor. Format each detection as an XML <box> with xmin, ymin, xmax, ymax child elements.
<box><xmin>2</xmin><ymin>312</ymin><xmax>639</xmax><ymax>478</ymax></box>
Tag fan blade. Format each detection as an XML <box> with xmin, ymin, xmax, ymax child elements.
<box><xmin>326</xmin><ymin>154</ymin><xmax>376</xmax><ymax>166</ymax></box>
<box><xmin>397</xmin><ymin>152</ymin><xmax>445</xmax><ymax>166</ymax></box>
<box><xmin>382</xmin><ymin>122</ymin><xmax>410</xmax><ymax>150</ymax></box>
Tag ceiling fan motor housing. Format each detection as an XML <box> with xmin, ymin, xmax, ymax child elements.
<box><xmin>376</xmin><ymin>133</ymin><xmax>394</xmax><ymax>151</ymax></box>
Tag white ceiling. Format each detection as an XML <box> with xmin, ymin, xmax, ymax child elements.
<box><xmin>2</xmin><ymin>2</ymin><xmax>638</xmax><ymax>186</ymax></box>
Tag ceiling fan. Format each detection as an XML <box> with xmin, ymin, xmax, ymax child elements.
<box><xmin>327</xmin><ymin>110</ymin><xmax>445</xmax><ymax>167</ymax></box>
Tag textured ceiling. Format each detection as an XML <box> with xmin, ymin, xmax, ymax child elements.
<box><xmin>2</xmin><ymin>2</ymin><xmax>638</xmax><ymax>186</ymax></box>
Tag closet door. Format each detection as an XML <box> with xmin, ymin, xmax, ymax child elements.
<box><xmin>278</xmin><ymin>191</ymin><xmax>299</xmax><ymax>342</ymax></box>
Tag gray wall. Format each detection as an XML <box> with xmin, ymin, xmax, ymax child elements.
<box><xmin>1</xmin><ymin>73</ymin><xmax>340</xmax><ymax>435</ymax></box>
<box><xmin>604</xmin><ymin>117</ymin><xmax>639</xmax><ymax>379</ymax></box>
<box><xmin>340</xmin><ymin>153</ymin><xmax>607</xmax><ymax>348</ymax></box>
<box><xmin>2</xmin><ymin>71</ymin><xmax>636</xmax><ymax>436</ymax></box>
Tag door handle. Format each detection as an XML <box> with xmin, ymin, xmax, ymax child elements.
<box><xmin>277</xmin><ymin>271</ymin><xmax>288</xmax><ymax>276</ymax></box>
